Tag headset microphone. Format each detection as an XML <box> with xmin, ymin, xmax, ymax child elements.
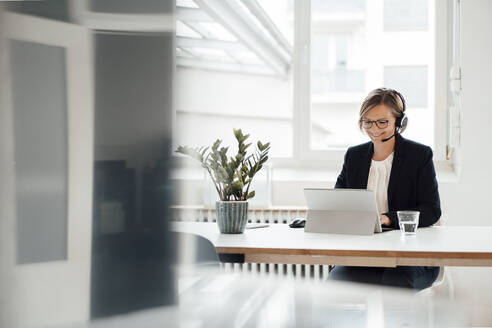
<box><xmin>381</xmin><ymin>133</ymin><xmax>396</xmax><ymax>142</ymax></box>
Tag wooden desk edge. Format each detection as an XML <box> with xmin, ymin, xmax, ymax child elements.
<box><xmin>216</xmin><ymin>247</ymin><xmax>492</xmax><ymax>259</ymax></box>
<box><xmin>216</xmin><ymin>247</ymin><xmax>492</xmax><ymax>267</ymax></box>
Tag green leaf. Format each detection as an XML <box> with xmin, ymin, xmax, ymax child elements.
<box><xmin>231</xmin><ymin>180</ymin><xmax>244</xmax><ymax>190</ymax></box>
<box><xmin>177</xmin><ymin>131</ymin><xmax>270</xmax><ymax>203</ymax></box>
<box><xmin>231</xmin><ymin>181</ymin><xmax>244</xmax><ymax>199</ymax></box>
<box><xmin>215</xmin><ymin>167</ymin><xmax>229</xmax><ymax>183</ymax></box>
<box><xmin>234</xmin><ymin>128</ymin><xmax>243</xmax><ymax>140</ymax></box>
<box><xmin>212</xmin><ymin>139</ymin><xmax>221</xmax><ymax>151</ymax></box>
<box><xmin>257</xmin><ymin>141</ymin><xmax>270</xmax><ymax>152</ymax></box>
<box><xmin>246</xmin><ymin>191</ymin><xmax>255</xmax><ymax>199</ymax></box>
<box><xmin>175</xmin><ymin>145</ymin><xmax>207</xmax><ymax>163</ymax></box>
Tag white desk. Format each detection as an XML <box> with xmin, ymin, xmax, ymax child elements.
<box><xmin>172</xmin><ymin>222</ymin><xmax>492</xmax><ymax>267</ymax></box>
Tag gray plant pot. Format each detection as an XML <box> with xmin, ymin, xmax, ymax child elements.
<box><xmin>216</xmin><ymin>201</ymin><xmax>248</xmax><ymax>234</ymax></box>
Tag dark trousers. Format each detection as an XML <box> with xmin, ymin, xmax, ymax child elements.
<box><xmin>328</xmin><ymin>265</ymin><xmax>440</xmax><ymax>290</ymax></box>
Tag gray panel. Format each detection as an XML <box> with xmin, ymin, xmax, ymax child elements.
<box><xmin>89</xmin><ymin>0</ymin><xmax>173</xmax><ymax>14</ymax></box>
<box><xmin>2</xmin><ymin>0</ymin><xmax>70</xmax><ymax>22</ymax></box>
<box><xmin>384</xmin><ymin>0</ymin><xmax>428</xmax><ymax>31</ymax></box>
<box><xmin>94</xmin><ymin>34</ymin><xmax>173</xmax><ymax>161</ymax></box>
<box><xmin>91</xmin><ymin>33</ymin><xmax>176</xmax><ymax>317</ymax></box>
<box><xmin>384</xmin><ymin>66</ymin><xmax>428</xmax><ymax>108</ymax></box>
<box><xmin>9</xmin><ymin>40</ymin><xmax>68</xmax><ymax>264</ymax></box>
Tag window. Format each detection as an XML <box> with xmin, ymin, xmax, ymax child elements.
<box><xmin>175</xmin><ymin>0</ymin><xmax>444</xmax><ymax>164</ymax></box>
<box><xmin>309</xmin><ymin>1</ymin><xmax>367</xmax><ymax>150</ymax></box>
<box><xmin>175</xmin><ymin>0</ymin><xmax>294</xmax><ymax>158</ymax></box>
<box><xmin>306</xmin><ymin>0</ymin><xmax>436</xmax><ymax>155</ymax></box>
<box><xmin>384</xmin><ymin>0</ymin><xmax>428</xmax><ymax>31</ymax></box>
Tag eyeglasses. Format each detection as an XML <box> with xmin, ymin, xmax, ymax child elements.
<box><xmin>360</xmin><ymin>119</ymin><xmax>389</xmax><ymax>129</ymax></box>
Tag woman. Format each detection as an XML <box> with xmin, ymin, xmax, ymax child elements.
<box><xmin>328</xmin><ymin>88</ymin><xmax>441</xmax><ymax>290</ymax></box>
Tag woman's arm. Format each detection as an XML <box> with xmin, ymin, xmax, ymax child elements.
<box><xmin>335</xmin><ymin>151</ymin><xmax>349</xmax><ymax>189</ymax></box>
<box><xmin>384</xmin><ymin>147</ymin><xmax>441</xmax><ymax>228</ymax></box>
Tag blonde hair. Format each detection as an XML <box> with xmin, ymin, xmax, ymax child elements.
<box><xmin>358</xmin><ymin>88</ymin><xmax>406</xmax><ymax>132</ymax></box>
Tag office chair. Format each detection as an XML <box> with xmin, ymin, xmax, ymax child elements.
<box><xmin>171</xmin><ymin>231</ymin><xmax>220</xmax><ymax>269</ymax></box>
<box><xmin>171</xmin><ymin>231</ymin><xmax>220</xmax><ymax>296</ymax></box>
<box><xmin>417</xmin><ymin>216</ymin><xmax>455</xmax><ymax>299</ymax></box>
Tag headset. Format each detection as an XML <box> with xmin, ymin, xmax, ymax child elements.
<box><xmin>382</xmin><ymin>89</ymin><xmax>408</xmax><ymax>142</ymax></box>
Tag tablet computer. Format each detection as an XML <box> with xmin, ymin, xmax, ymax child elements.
<box><xmin>303</xmin><ymin>188</ymin><xmax>382</xmax><ymax>235</ymax></box>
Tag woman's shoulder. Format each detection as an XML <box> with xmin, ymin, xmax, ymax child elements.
<box><xmin>398</xmin><ymin>136</ymin><xmax>433</xmax><ymax>160</ymax></box>
<box><xmin>346</xmin><ymin>141</ymin><xmax>372</xmax><ymax>156</ymax></box>
<box><xmin>399</xmin><ymin>136</ymin><xmax>432</xmax><ymax>152</ymax></box>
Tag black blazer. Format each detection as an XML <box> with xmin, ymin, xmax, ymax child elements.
<box><xmin>335</xmin><ymin>134</ymin><xmax>441</xmax><ymax>229</ymax></box>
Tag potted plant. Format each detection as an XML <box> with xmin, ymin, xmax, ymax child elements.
<box><xmin>175</xmin><ymin>129</ymin><xmax>270</xmax><ymax>234</ymax></box>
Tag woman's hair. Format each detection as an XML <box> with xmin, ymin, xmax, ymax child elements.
<box><xmin>358</xmin><ymin>88</ymin><xmax>406</xmax><ymax>131</ymax></box>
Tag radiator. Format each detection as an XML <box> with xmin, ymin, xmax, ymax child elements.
<box><xmin>171</xmin><ymin>206</ymin><xmax>331</xmax><ymax>281</ymax></box>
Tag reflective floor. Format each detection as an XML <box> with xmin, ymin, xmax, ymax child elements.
<box><xmin>76</xmin><ymin>269</ymin><xmax>469</xmax><ymax>328</ymax></box>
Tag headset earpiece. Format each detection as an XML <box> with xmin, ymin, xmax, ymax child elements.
<box><xmin>392</xmin><ymin>89</ymin><xmax>407</xmax><ymax>133</ymax></box>
<box><xmin>398</xmin><ymin>113</ymin><xmax>408</xmax><ymax>133</ymax></box>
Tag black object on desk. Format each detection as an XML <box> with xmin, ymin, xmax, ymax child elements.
<box><xmin>289</xmin><ymin>218</ymin><xmax>306</xmax><ymax>228</ymax></box>
<box><xmin>218</xmin><ymin>253</ymin><xmax>245</xmax><ymax>263</ymax></box>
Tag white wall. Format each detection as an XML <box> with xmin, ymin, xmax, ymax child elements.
<box><xmin>443</xmin><ymin>0</ymin><xmax>492</xmax><ymax>226</ymax></box>
<box><xmin>175</xmin><ymin>67</ymin><xmax>293</xmax><ymax>158</ymax></box>
<box><xmin>443</xmin><ymin>1</ymin><xmax>492</xmax><ymax>325</ymax></box>
<box><xmin>176</xmin><ymin>67</ymin><xmax>291</xmax><ymax>118</ymax></box>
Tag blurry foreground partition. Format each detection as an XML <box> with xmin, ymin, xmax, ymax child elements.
<box><xmin>91</xmin><ymin>156</ymin><xmax>175</xmax><ymax>318</ymax></box>
<box><xmin>1</xmin><ymin>1</ymin><xmax>176</xmax><ymax>326</ymax></box>
<box><xmin>2</xmin><ymin>9</ymin><xmax>94</xmax><ymax>327</ymax></box>
<box><xmin>91</xmin><ymin>29</ymin><xmax>175</xmax><ymax>318</ymax></box>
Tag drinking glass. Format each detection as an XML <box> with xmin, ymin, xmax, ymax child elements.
<box><xmin>397</xmin><ymin>211</ymin><xmax>419</xmax><ymax>235</ymax></box>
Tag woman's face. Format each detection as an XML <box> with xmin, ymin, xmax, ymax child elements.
<box><xmin>361</xmin><ymin>104</ymin><xmax>397</xmax><ymax>144</ymax></box>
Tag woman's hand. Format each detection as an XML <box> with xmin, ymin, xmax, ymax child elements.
<box><xmin>379</xmin><ymin>214</ymin><xmax>392</xmax><ymax>227</ymax></box>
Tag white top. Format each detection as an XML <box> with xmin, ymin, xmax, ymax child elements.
<box><xmin>366</xmin><ymin>152</ymin><xmax>394</xmax><ymax>215</ymax></box>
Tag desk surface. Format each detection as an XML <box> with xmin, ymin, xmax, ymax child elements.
<box><xmin>172</xmin><ymin>222</ymin><xmax>492</xmax><ymax>267</ymax></box>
